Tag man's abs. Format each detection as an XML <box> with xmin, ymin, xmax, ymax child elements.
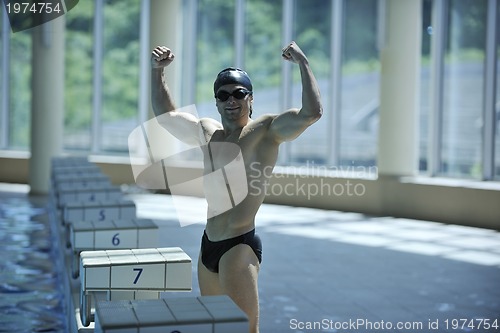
<box><xmin>205</xmin><ymin>190</ymin><xmax>265</xmax><ymax>241</ymax></box>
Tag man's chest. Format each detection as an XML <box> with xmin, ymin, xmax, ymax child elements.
<box><xmin>204</xmin><ymin>131</ymin><xmax>250</xmax><ymax>170</ymax></box>
<box><xmin>202</xmin><ymin>124</ymin><xmax>273</xmax><ymax>172</ymax></box>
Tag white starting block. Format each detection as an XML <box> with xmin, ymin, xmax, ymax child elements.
<box><xmin>80</xmin><ymin>247</ymin><xmax>192</xmax><ymax>326</ymax></box>
<box><xmin>53</xmin><ymin>173</ymin><xmax>110</xmax><ymax>188</ymax></box>
<box><xmin>51</xmin><ymin>164</ymin><xmax>102</xmax><ymax>177</ymax></box>
<box><xmin>51</xmin><ymin>156</ymin><xmax>91</xmax><ymax>168</ymax></box>
<box><xmin>52</xmin><ymin>176</ymin><xmax>111</xmax><ymax>208</ymax></box>
<box><xmin>63</xmin><ymin>199</ymin><xmax>136</xmax><ymax>225</ymax></box>
<box><xmin>56</xmin><ymin>183</ymin><xmax>123</xmax><ymax>209</ymax></box>
<box><xmin>69</xmin><ymin>219</ymin><xmax>159</xmax><ymax>278</ymax></box>
<box><xmin>94</xmin><ymin>295</ymin><xmax>248</xmax><ymax>333</ymax></box>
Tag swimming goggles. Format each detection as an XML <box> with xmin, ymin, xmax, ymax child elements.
<box><xmin>215</xmin><ymin>88</ymin><xmax>252</xmax><ymax>102</ymax></box>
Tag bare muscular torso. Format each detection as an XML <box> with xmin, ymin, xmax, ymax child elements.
<box><xmin>200</xmin><ymin>115</ymin><xmax>279</xmax><ymax>241</ymax></box>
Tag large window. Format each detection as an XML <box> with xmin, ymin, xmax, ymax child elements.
<box><xmin>9</xmin><ymin>30</ymin><xmax>31</xmax><ymax>149</ymax></box>
<box><xmin>339</xmin><ymin>0</ymin><xmax>380</xmax><ymax>168</ymax></box>
<box><xmin>101</xmin><ymin>0</ymin><xmax>140</xmax><ymax>154</ymax></box>
<box><xmin>441</xmin><ymin>0</ymin><xmax>486</xmax><ymax>178</ymax></box>
<box><xmin>191</xmin><ymin>0</ymin><xmax>381</xmax><ymax>168</ymax></box>
<box><xmin>422</xmin><ymin>0</ymin><xmax>499</xmax><ymax>180</ymax></box>
<box><xmin>64</xmin><ymin>0</ymin><xmax>93</xmax><ymax>151</ymax></box>
<box><xmin>0</xmin><ymin>6</ymin><xmax>31</xmax><ymax>150</ymax></box>
<box><xmin>496</xmin><ymin>1</ymin><xmax>500</xmax><ymax>181</ymax></box>
<box><xmin>64</xmin><ymin>0</ymin><xmax>140</xmax><ymax>154</ymax></box>
<box><xmin>0</xmin><ymin>7</ymin><xmax>4</xmax><ymax>148</ymax></box>
<box><xmin>289</xmin><ymin>0</ymin><xmax>331</xmax><ymax>165</ymax></box>
<box><xmin>245</xmin><ymin>0</ymin><xmax>282</xmax><ymax>117</ymax></box>
<box><xmin>1</xmin><ymin>0</ymin><xmax>499</xmax><ymax>183</ymax></box>
<box><xmin>195</xmin><ymin>0</ymin><xmax>235</xmax><ymax>118</ymax></box>
<box><xmin>420</xmin><ymin>0</ymin><xmax>433</xmax><ymax>172</ymax></box>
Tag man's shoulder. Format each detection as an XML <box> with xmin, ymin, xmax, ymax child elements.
<box><xmin>248</xmin><ymin>114</ymin><xmax>277</xmax><ymax>128</ymax></box>
<box><xmin>199</xmin><ymin>117</ymin><xmax>223</xmax><ymax>132</ymax></box>
<box><xmin>242</xmin><ymin>114</ymin><xmax>281</xmax><ymax>145</ymax></box>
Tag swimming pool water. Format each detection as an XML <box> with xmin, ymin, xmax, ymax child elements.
<box><xmin>0</xmin><ymin>195</ymin><xmax>67</xmax><ymax>333</ymax></box>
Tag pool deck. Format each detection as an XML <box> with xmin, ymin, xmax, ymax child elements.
<box><xmin>130</xmin><ymin>192</ymin><xmax>500</xmax><ymax>333</ymax></box>
<box><xmin>1</xmin><ymin>184</ymin><xmax>499</xmax><ymax>333</ymax></box>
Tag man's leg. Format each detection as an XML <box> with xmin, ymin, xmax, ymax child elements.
<box><xmin>197</xmin><ymin>252</ymin><xmax>223</xmax><ymax>295</ymax></box>
<box><xmin>218</xmin><ymin>244</ymin><xmax>260</xmax><ymax>333</ymax></box>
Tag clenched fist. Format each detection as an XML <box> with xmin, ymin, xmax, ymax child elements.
<box><xmin>281</xmin><ymin>41</ymin><xmax>308</xmax><ymax>64</ymax></box>
<box><xmin>151</xmin><ymin>46</ymin><xmax>175</xmax><ymax>69</ymax></box>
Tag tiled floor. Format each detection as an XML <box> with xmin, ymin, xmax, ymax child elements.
<box><xmin>129</xmin><ymin>193</ymin><xmax>500</xmax><ymax>333</ymax></box>
<box><xmin>1</xmin><ymin>183</ymin><xmax>499</xmax><ymax>333</ymax></box>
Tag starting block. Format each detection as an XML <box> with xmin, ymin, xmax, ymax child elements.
<box><xmin>63</xmin><ymin>199</ymin><xmax>136</xmax><ymax>225</ymax></box>
<box><xmin>57</xmin><ymin>183</ymin><xmax>123</xmax><ymax>209</ymax></box>
<box><xmin>69</xmin><ymin>219</ymin><xmax>159</xmax><ymax>278</ymax></box>
<box><xmin>53</xmin><ymin>173</ymin><xmax>110</xmax><ymax>187</ymax></box>
<box><xmin>80</xmin><ymin>247</ymin><xmax>192</xmax><ymax>326</ymax></box>
<box><xmin>94</xmin><ymin>295</ymin><xmax>248</xmax><ymax>333</ymax></box>
<box><xmin>51</xmin><ymin>156</ymin><xmax>92</xmax><ymax>169</ymax></box>
<box><xmin>51</xmin><ymin>164</ymin><xmax>102</xmax><ymax>178</ymax></box>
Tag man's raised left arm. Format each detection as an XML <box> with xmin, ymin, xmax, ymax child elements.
<box><xmin>268</xmin><ymin>41</ymin><xmax>323</xmax><ymax>143</ymax></box>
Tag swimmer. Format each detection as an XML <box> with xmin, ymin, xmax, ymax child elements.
<box><xmin>151</xmin><ymin>41</ymin><xmax>322</xmax><ymax>333</ymax></box>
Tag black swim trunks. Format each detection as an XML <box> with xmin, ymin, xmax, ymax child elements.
<box><xmin>201</xmin><ymin>229</ymin><xmax>262</xmax><ymax>273</ymax></box>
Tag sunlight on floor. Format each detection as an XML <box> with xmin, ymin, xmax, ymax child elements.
<box><xmin>128</xmin><ymin>193</ymin><xmax>500</xmax><ymax>268</ymax></box>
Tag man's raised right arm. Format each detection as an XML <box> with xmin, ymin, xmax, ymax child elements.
<box><xmin>151</xmin><ymin>46</ymin><xmax>177</xmax><ymax>115</ymax></box>
<box><xmin>151</xmin><ymin>46</ymin><xmax>215</xmax><ymax>146</ymax></box>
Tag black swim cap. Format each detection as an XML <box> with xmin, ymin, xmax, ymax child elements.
<box><xmin>213</xmin><ymin>68</ymin><xmax>253</xmax><ymax>97</ymax></box>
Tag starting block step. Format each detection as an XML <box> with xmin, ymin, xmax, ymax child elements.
<box><xmin>70</xmin><ymin>219</ymin><xmax>159</xmax><ymax>278</ymax></box>
<box><xmin>71</xmin><ymin>219</ymin><xmax>158</xmax><ymax>250</ymax></box>
<box><xmin>53</xmin><ymin>173</ymin><xmax>110</xmax><ymax>186</ymax></box>
<box><xmin>51</xmin><ymin>156</ymin><xmax>91</xmax><ymax>167</ymax></box>
<box><xmin>80</xmin><ymin>247</ymin><xmax>192</xmax><ymax>326</ymax></box>
<box><xmin>63</xmin><ymin>199</ymin><xmax>136</xmax><ymax>225</ymax></box>
<box><xmin>51</xmin><ymin>164</ymin><xmax>102</xmax><ymax>177</ymax></box>
<box><xmin>57</xmin><ymin>184</ymin><xmax>123</xmax><ymax>208</ymax></box>
<box><xmin>94</xmin><ymin>295</ymin><xmax>248</xmax><ymax>333</ymax></box>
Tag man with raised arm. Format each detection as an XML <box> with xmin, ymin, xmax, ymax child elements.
<box><xmin>151</xmin><ymin>41</ymin><xmax>322</xmax><ymax>333</ymax></box>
